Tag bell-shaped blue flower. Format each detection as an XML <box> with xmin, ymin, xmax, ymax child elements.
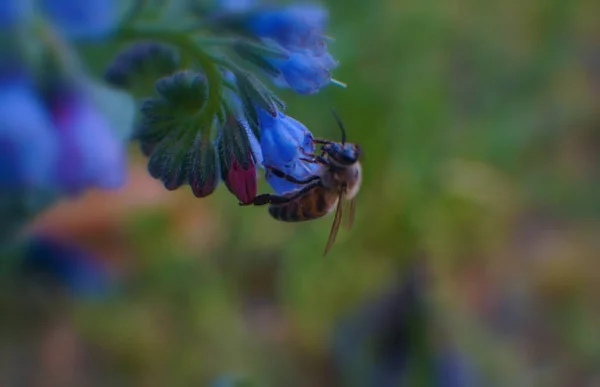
<box><xmin>40</xmin><ymin>0</ymin><xmax>119</xmax><ymax>40</ymax></box>
<box><xmin>45</xmin><ymin>83</ymin><xmax>127</xmax><ymax>195</ymax></box>
<box><xmin>257</xmin><ymin>107</ymin><xmax>320</xmax><ymax>194</ymax></box>
<box><xmin>244</xmin><ymin>4</ymin><xmax>328</xmax><ymax>54</ymax></box>
<box><xmin>224</xmin><ymin>3</ymin><xmax>339</xmax><ymax>95</ymax></box>
<box><xmin>269</xmin><ymin>51</ymin><xmax>337</xmax><ymax>95</ymax></box>
<box><xmin>0</xmin><ymin>72</ymin><xmax>59</xmax><ymax>189</ymax></box>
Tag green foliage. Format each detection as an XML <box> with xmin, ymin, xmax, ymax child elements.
<box><xmin>4</xmin><ymin>0</ymin><xmax>600</xmax><ymax>385</ymax></box>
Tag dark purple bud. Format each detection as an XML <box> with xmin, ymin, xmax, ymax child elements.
<box><xmin>189</xmin><ymin>140</ymin><xmax>219</xmax><ymax>198</ymax></box>
<box><xmin>223</xmin><ymin>154</ymin><xmax>257</xmax><ymax>205</ymax></box>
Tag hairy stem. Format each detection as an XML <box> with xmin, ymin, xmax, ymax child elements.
<box><xmin>116</xmin><ymin>26</ymin><xmax>223</xmax><ymax>142</ymax></box>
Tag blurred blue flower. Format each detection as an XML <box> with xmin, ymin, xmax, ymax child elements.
<box><xmin>434</xmin><ymin>349</ymin><xmax>479</xmax><ymax>387</ymax></box>
<box><xmin>0</xmin><ymin>0</ymin><xmax>33</xmax><ymax>28</ymax></box>
<box><xmin>332</xmin><ymin>264</ymin><xmax>480</xmax><ymax>387</ymax></box>
<box><xmin>245</xmin><ymin>5</ymin><xmax>327</xmax><ymax>52</ymax></box>
<box><xmin>0</xmin><ymin>71</ymin><xmax>59</xmax><ymax>189</ymax></box>
<box><xmin>0</xmin><ymin>71</ymin><xmax>126</xmax><ymax>195</ymax></box>
<box><xmin>247</xmin><ymin>4</ymin><xmax>338</xmax><ymax>94</ymax></box>
<box><xmin>40</xmin><ymin>0</ymin><xmax>119</xmax><ymax>40</ymax></box>
<box><xmin>220</xmin><ymin>3</ymin><xmax>338</xmax><ymax>94</ymax></box>
<box><xmin>269</xmin><ymin>51</ymin><xmax>336</xmax><ymax>95</ymax></box>
<box><xmin>21</xmin><ymin>234</ymin><xmax>113</xmax><ymax>299</ymax></box>
<box><xmin>215</xmin><ymin>0</ymin><xmax>258</xmax><ymax>14</ymax></box>
<box><xmin>44</xmin><ymin>83</ymin><xmax>126</xmax><ymax>194</ymax></box>
<box><xmin>256</xmin><ymin>107</ymin><xmax>319</xmax><ymax>194</ymax></box>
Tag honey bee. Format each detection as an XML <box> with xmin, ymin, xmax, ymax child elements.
<box><xmin>240</xmin><ymin>109</ymin><xmax>362</xmax><ymax>255</ymax></box>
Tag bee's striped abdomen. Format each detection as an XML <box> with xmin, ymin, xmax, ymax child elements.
<box><xmin>268</xmin><ymin>187</ymin><xmax>333</xmax><ymax>222</ymax></box>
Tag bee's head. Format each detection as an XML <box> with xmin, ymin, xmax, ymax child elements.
<box><xmin>323</xmin><ymin>108</ymin><xmax>362</xmax><ymax>165</ymax></box>
<box><xmin>323</xmin><ymin>142</ymin><xmax>362</xmax><ymax>165</ymax></box>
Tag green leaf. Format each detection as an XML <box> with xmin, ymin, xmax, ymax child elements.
<box><xmin>235</xmin><ymin>38</ymin><xmax>291</xmax><ymax>60</ymax></box>
<box><xmin>234</xmin><ymin>71</ymin><xmax>277</xmax><ymax>117</ymax></box>
<box><xmin>155</xmin><ymin>70</ymin><xmax>207</xmax><ymax>113</ymax></box>
<box><xmin>233</xmin><ymin>40</ymin><xmax>286</xmax><ymax>77</ymax></box>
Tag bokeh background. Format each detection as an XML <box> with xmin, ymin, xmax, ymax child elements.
<box><xmin>2</xmin><ymin>0</ymin><xmax>600</xmax><ymax>385</ymax></box>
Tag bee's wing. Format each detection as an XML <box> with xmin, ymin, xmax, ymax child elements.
<box><xmin>345</xmin><ymin>197</ymin><xmax>356</xmax><ymax>231</ymax></box>
<box><xmin>323</xmin><ymin>193</ymin><xmax>344</xmax><ymax>256</ymax></box>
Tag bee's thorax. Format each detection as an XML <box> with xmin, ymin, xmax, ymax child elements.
<box><xmin>321</xmin><ymin>162</ymin><xmax>362</xmax><ymax>199</ymax></box>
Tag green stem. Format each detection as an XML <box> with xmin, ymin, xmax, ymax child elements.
<box><xmin>119</xmin><ymin>0</ymin><xmax>148</xmax><ymax>29</ymax></box>
<box><xmin>116</xmin><ymin>26</ymin><xmax>223</xmax><ymax>142</ymax></box>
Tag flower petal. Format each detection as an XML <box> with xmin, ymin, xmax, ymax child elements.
<box><xmin>269</xmin><ymin>52</ymin><xmax>334</xmax><ymax>95</ymax></box>
<box><xmin>257</xmin><ymin>108</ymin><xmax>320</xmax><ymax>194</ymax></box>
<box><xmin>245</xmin><ymin>5</ymin><xmax>328</xmax><ymax>53</ymax></box>
<box><xmin>41</xmin><ymin>0</ymin><xmax>119</xmax><ymax>40</ymax></box>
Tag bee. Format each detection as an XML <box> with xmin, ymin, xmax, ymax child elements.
<box><xmin>240</xmin><ymin>109</ymin><xmax>362</xmax><ymax>256</ymax></box>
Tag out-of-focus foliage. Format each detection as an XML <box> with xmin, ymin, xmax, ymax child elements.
<box><xmin>2</xmin><ymin>0</ymin><xmax>600</xmax><ymax>386</ymax></box>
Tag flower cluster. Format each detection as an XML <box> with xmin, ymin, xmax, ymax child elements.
<box><xmin>104</xmin><ymin>0</ymin><xmax>342</xmax><ymax>204</ymax></box>
<box><xmin>1</xmin><ymin>0</ymin><xmax>343</xmax><ymax>239</ymax></box>
<box><xmin>226</xmin><ymin>4</ymin><xmax>339</xmax><ymax>95</ymax></box>
<box><xmin>0</xmin><ymin>1</ymin><xmax>126</xmax><ymax>195</ymax></box>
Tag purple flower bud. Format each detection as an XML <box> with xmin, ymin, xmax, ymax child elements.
<box><xmin>46</xmin><ymin>85</ymin><xmax>126</xmax><ymax>194</ymax></box>
<box><xmin>40</xmin><ymin>0</ymin><xmax>119</xmax><ymax>40</ymax></box>
<box><xmin>223</xmin><ymin>154</ymin><xmax>257</xmax><ymax>204</ymax></box>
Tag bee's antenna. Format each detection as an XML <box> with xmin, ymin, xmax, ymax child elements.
<box><xmin>329</xmin><ymin>108</ymin><xmax>346</xmax><ymax>144</ymax></box>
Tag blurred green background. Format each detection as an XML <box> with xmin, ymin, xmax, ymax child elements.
<box><xmin>2</xmin><ymin>0</ymin><xmax>600</xmax><ymax>385</ymax></box>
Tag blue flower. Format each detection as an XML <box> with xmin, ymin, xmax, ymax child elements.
<box><xmin>0</xmin><ymin>63</ymin><xmax>126</xmax><ymax>196</ymax></box>
<box><xmin>214</xmin><ymin>0</ymin><xmax>258</xmax><ymax>14</ymax></box>
<box><xmin>45</xmin><ymin>83</ymin><xmax>126</xmax><ymax>194</ymax></box>
<box><xmin>232</xmin><ymin>4</ymin><xmax>338</xmax><ymax>94</ymax></box>
<box><xmin>256</xmin><ymin>107</ymin><xmax>320</xmax><ymax>194</ymax></box>
<box><xmin>434</xmin><ymin>349</ymin><xmax>479</xmax><ymax>387</ymax></box>
<box><xmin>0</xmin><ymin>71</ymin><xmax>59</xmax><ymax>189</ymax></box>
<box><xmin>40</xmin><ymin>0</ymin><xmax>119</xmax><ymax>40</ymax></box>
<box><xmin>0</xmin><ymin>0</ymin><xmax>33</xmax><ymax>28</ymax></box>
<box><xmin>21</xmin><ymin>234</ymin><xmax>114</xmax><ymax>299</ymax></box>
<box><xmin>269</xmin><ymin>51</ymin><xmax>337</xmax><ymax>95</ymax></box>
<box><xmin>245</xmin><ymin>5</ymin><xmax>328</xmax><ymax>54</ymax></box>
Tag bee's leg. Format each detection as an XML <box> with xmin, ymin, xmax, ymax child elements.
<box><xmin>239</xmin><ymin>182</ymin><xmax>322</xmax><ymax>206</ymax></box>
<box><xmin>266</xmin><ymin>166</ymin><xmax>321</xmax><ymax>185</ymax></box>
<box><xmin>239</xmin><ymin>194</ymin><xmax>290</xmax><ymax>206</ymax></box>
<box><xmin>313</xmin><ymin>139</ymin><xmax>332</xmax><ymax>145</ymax></box>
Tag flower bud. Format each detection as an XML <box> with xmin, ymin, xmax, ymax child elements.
<box><xmin>223</xmin><ymin>154</ymin><xmax>257</xmax><ymax>205</ymax></box>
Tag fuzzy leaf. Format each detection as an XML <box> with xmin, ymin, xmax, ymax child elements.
<box><xmin>188</xmin><ymin>138</ymin><xmax>219</xmax><ymax>198</ymax></box>
<box><xmin>235</xmin><ymin>38</ymin><xmax>291</xmax><ymax>60</ymax></box>
<box><xmin>233</xmin><ymin>42</ymin><xmax>284</xmax><ymax>77</ymax></box>
<box><xmin>154</xmin><ymin>71</ymin><xmax>207</xmax><ymax>112</ymax></box>
<box><xmin>235</xmin><ymin>71</ymin><xmax>278</xmax><ymax>117</ymax></box>
<box><xmin>217</xmin><ymin>117</ymin><xmax>253</xmax><ymax>173</ymax></box>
